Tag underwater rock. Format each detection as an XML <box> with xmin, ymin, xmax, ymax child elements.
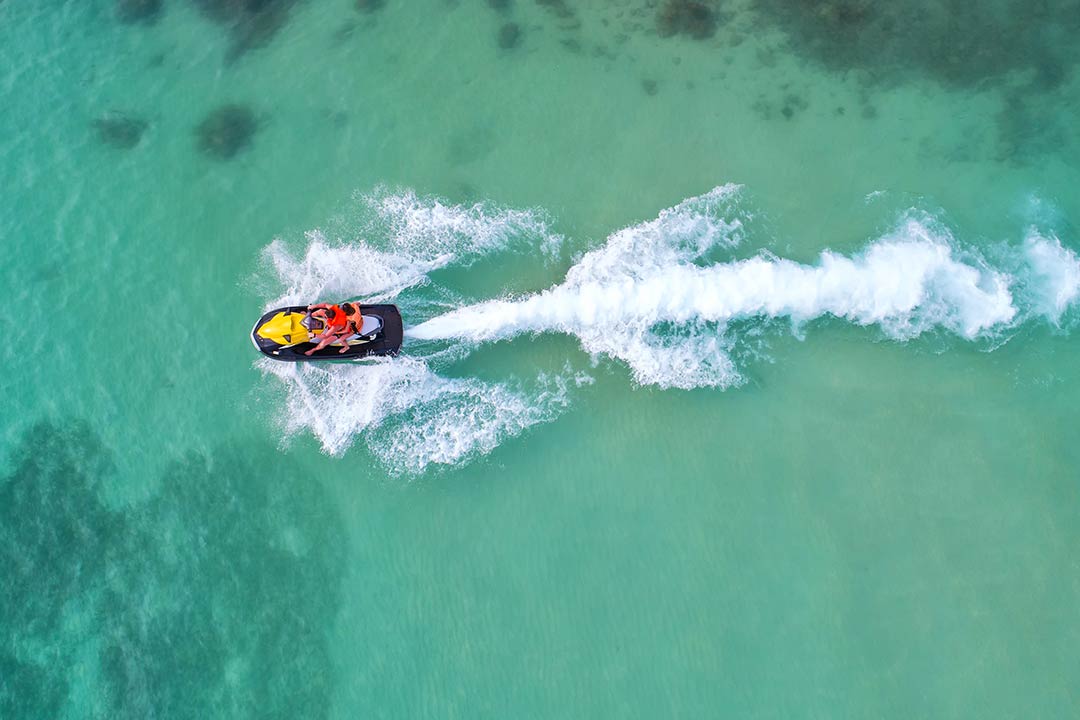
<box><xmin>93</xmin><ymin>112</ymin><xmax>148</xmax><ymax>149</ymax></box>
<box><xmin>488</xmin><ymin>0</ymin><xmax>511</xmax><ymax>10</ymax></box>
<box><xmin>0</xmin><ymin>422</ymin><xmax>118</xmax><ymax>638</ymax></box>
<box><xmin>98</xmin><ymin>446</ymin><xmax>344</xmax><ymax>719</ymax></box>
<box><xmin>190</xmin><ymin>0</ymin><xmax>302</xmax><ymax>62</ymax></box>
<box><xmin>194</xmin><ymin>104</ymin><xmax>259</xmax><ymax>160</ymax></box>
<box><xmin>0</xmin><ymin>653</ymin><xmax>63</xmax><ymax>720</ymax></box>
<box><xmin>780</xmin><ymin>93</ymin><xmax>807</xmax><ymax>119</ymax></box>
<box><xmin>751</xmin><ymin>0</ymin><xmax>1080</xmax><ymax>93</ymax></box>
<box><xmin>116</xmin><ymin>0</ymin><xmax>163</xmax><ymax>24</ymax></box>
<box><xmin>0</xmin><ymin>420</ymin><xmax>345</xmax><ymax>719</ymax></box>
<box><xmin>227</xmin><ymin>3</ymin><xmax>294</xmax><ymax>63</ymax></box>
<box><xmin>498</xmin><ymin>22</ymin><xmax>522</xmax><ymax>50</ymax></box>
<box><xmin>355</xmin><ymin>0</ymin><xmax>384</xmax><ymax>12</ymax></box>
<box><xmin>642</xmin><ymin>78</ymin><xmax>658</xmax><ymax>96</ymax></box>
<box><xmin>657</xmin><ymin>0</ymin><xmax>718</xmax><ymax>40</ymax></box>
<box><xmin>536</xmin><ymin>0</ymin><xmax>574</xmax><ymax>20</ymax></box>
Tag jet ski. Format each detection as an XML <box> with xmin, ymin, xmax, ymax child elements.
<box><xmin>251</xmin><ymin>304</ymin><xmax>403</xmax><ymax>361</ymax></box>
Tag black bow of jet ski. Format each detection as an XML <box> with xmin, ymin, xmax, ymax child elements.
<box><xmin>251</xmin><ymin>304</ymin><xmax>403</xmax><ymax>361</ymax></box>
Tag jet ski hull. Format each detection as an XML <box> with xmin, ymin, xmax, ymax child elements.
<box><xmin>251</xmin><ymin>304</ymin><xmax>403</xmax><ymax>361</ymax></box>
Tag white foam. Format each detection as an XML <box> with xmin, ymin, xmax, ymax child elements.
<box><xmin>259</xmin><ymin>187</ymin><xmax>561</xmax><ymax>308</ymax></box>
<box><xmin>253</xmin><ymin>188</ymin><xmax>573</xmax><ymax>473</ymax></box>
<box><xmin>359</xmin><ymin>187</ymin><xmax>563</xmax><ymax>261</ymax></box>
<box><xmin>408</xmin><ymin>192</ymin><xmax>1036</xmax><ymax>389</ymax></box>
<box><xmin>1022</xmin><ymin>231</ymin><xmax>1080</xmax><ymax>325</ymax></box>
<box><xmin>259</xmin><ymin>357</ymin><xmax>574</xmax><ymax>474</ymax></box>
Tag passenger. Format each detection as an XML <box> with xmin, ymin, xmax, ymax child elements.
<box><xmin>345</xmin><ymin>303</ymin><xmax>367</xmax><ymax>338</ymax></box>
<box><xmin>304</xmin><ymin>302</ymin><xmax>354</xmax><ymax>355</ymax></box>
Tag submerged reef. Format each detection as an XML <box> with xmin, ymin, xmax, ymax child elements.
<box><xmin>749</xmin><ymin>0</ymin><xmax>1080</xmax><ymax>160</ymax></box>
<box><xmin>0</xmin><ymin>423</ymin><xmax>117</xmax><ymax>640</ymax></box>
<box><xmin>190</xmin><ymin>0</ymin><xmax>304</xmax><ymax>63</ymax></box>
<box><xmin>93</xmin><ymin>112</ymin><xmax>149</xmax><ymax>149</ymax></box>
<box><xmin>657</xmin><ymin>0</ymin><xmax>720</xmax><ymax>40</ymax></box>
<box><xmin>0</xmin><ymin>421</ymin><xmax>344</xmax><ymax>720</ymax></box>
<box><xmin>536</xmin><ymin>0</ymin><xmax>575</xmax><ymax>20</ymax></box>
<box><xmin>355</xmin><ymin>0</ymin><xmax>384</xmax><ymax>12</ymax></box>
<box><xmin>752</xmin><ymin>0</ymin><xmax>1080</xmax><ymax>90</ymax></box>
<box><xmin>195</xmin><ymin>104</ymin><xmax>259</xmax><ymax>160</ymax></box>
<box><xmin>498</xmin><ymin>21</ymin><xmax>522</xmax><ymax>50</ymax></box>
<box><xmin>116</xmin><ymin>0</ymin><xmax>163</xmax><ymax>24</ymax></box>
<box><xmin>0</xmin><ymin>423</ymin><xmax>120</xmax><ymax>719</ymax></box>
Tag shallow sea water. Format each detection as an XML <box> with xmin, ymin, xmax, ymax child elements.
<box><xmin>2</xmin><ymin>1</ymin><xmax>1079</xmax><ymax>718</ymax></box>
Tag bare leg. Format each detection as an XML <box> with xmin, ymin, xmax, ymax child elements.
<box><xmin>305</xmin><ymin>330</ymin><xmax>345</xmax><ymax>356</ymax></box>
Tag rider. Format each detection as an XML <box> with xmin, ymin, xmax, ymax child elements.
<box><xmin>304</xmin><ymin>302</ymin><xmax>355</xmax><ymax>355</ymax></box>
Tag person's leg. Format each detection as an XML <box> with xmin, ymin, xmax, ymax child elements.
<box><xmin>305</xmin><ymin>330</ymin><xmax>344</xmax><ymax>355</ymax></box>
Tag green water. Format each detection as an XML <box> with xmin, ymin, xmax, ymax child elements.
<box><xmin>2</xmin><ymin>1</ymin><xmax>1079</xmax><ymax>717</ymax></box>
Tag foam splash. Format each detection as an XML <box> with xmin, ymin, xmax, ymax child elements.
<box><xmin>258</xmin><ymin>357</ymin><xmax>576</xmax><ymax>474</ymax></box>
<box><xmin>260</xmin><ymin>186</ymin><xmax>561</xmax><ymax>308</ymax></box>
<box><xmin>409</xmin><ymin>188</ymin><xmax>1079</xmax><ymax>389</ymax></box>
<box><xmin>1021</xmin><ymin>231</ymin><xmax>1080</xmax><ymax>325</ymax></box>
<box><xmin>255</xmin><ymin>188</ymin><xmax>571</xmax><ymax>474</ymax></box>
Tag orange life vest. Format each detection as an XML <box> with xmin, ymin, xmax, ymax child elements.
<box><xmin>326</xmin><ymin>305</ymin><xmax>348</xmax><ymax>330</ymax></box>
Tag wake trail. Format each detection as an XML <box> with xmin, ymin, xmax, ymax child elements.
<box><xmin>255</xmin><ymin>184</ymin><xmax>1079</xmax><ymax>471</ymax></box>
<box><xmin>407</xmin><ymin>187</ymin><xmax>1080</xmax><ymax>389</ymax></box>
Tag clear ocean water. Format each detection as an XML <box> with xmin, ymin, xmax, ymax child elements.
<box><xmin>2</xmin><ymin>1</ymin><xmax>1079</xmax><ymax>717</ymax></box>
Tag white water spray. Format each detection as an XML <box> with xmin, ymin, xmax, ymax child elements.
<box><xmin>408</xmin><ymin>187</ymin><xmax>1079</xmax><ymax>389</ymax></box>
<box><xmin>256</xmin><ymin>185</ymin><xmax>1079</xmax><ymax>470</ymax></box>
<box><xmin>255</xmin><ymin>189</ymin><xmax>573</xmax><ymax>473</ymax></box>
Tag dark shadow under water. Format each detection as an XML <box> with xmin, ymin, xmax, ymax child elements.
<box><xmin>0</xmin><ymin>421</ymin><xmax>345</xmax><ymax>719</ymax></box>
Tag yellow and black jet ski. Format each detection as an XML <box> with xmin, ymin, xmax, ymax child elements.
<box><xmin>251</xmin><ymin>304</ymin><xmax>403</xmax><ymax>361</ymax></box>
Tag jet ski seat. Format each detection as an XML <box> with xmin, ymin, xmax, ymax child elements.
<box><xmin>298</xmin><ymin>310</ymin><xmax>383</xmax><ymax>345</ymax></box>
<box><xmin>356</xmin><ymin>314</ymin><xmax>383</xmax><ymax>338</ymax></box>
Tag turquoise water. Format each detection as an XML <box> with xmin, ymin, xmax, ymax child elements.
<box><xmin>2</xmin><ymin>0</ymin><xmax>1080</xmax><ymax>717</ymax></box>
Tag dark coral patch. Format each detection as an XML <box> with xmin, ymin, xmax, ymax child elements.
<box><xmin>195</xmin><ymin>104</ymin><xmax>259</xmax><ymax>160</ymax></box>
<box><xmin>536</xmin><ymin>0</ymin><xmax>574</xmax><ymax>20</ymax></box>
<box><xmin>0</xmin><ymin>421</ymin><xmax>345</xmax><ymax>720</ymax></box>
<box><xmin>657</xmin><ymin>0</ymin><xmax>719</xmax><ymax>40</ymax></box>
<box><xmin>752</xmin><ymin>0</ymin><xmax>1080</xmax><ymax>91</ymax></box>
<box><xmin>93</xmin><ymin>112</ymin><xmax>148</xmax><ymax>150</ymax></box>
<box><xmin>116</xmin><ymin>0</ymin><xmax>164</xmax><ymax>24</ymax></box>
<box><xmin>498</xmin><ymin>22</ymin><xmax>522</xmax><ymax>50</ymax></box>
<box><xmin>99</xmin><ymin>447</ymin><xmax>343</xmax><ymax>719</ymax></box>
<box><xmin>0</xmin><ymin>422</ymin><xmax>118</xmax><ymax>638</ymax></box>
<box><xmin>190</xmin><ymin>0</ymin><xmax>303</xmax><ymax>63</ymax></box>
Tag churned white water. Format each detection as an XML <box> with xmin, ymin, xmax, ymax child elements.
<box><xmin>409</xmin><ymin>187</ymin><xmax>1080</xmax><ymax>389</ymax></box>
<box><xmin>261</xmin><ymin>186</ymin><xmax>561</xmax><ymax>309</ymax></box>
<box><xmin>257</xmin><ymin>188</ymin><xmax>573</xmax><ymax>472</ymax></box>
<box><xmin>258</xmin><ymin>186</ymin><xmax>1079</xmax><ymax>469</ymax></box>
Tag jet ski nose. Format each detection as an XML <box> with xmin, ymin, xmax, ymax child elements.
<box><xmin>255</xmin><ymin>311</ymin><xmax>310</xmax><ymax>347</ymax></box>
